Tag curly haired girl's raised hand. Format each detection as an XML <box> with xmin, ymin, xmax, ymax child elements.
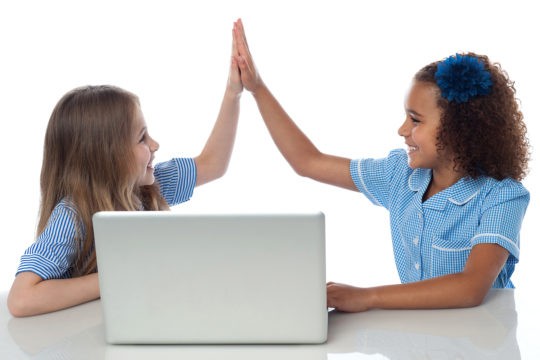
<box><xmin>231</xmin><ymin>18</ymin><xmax>355</xmax><ymax>190</ymax></box>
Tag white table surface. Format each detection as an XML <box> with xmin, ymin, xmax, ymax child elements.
<box><xmin>1</xmin><ymin>288</ymin><xmax>539</xmax><ymax>359</ymax></box>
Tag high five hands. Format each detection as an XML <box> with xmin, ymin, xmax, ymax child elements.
<box><xmin>232</xmin><ymin>19</ymin><xmax>264</xmax><ymax>94</ymax></box>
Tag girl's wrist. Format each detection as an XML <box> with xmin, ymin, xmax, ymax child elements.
<box><xmin>364</xmin><ymin>287</ymin><xmax>379</xmax><ymax>310</ymax></box>
<box><xmin>250</xmin><ymin>81</ymin><xmax>268</xmax><ymax>99</ymax></box>
<box><xmin>225</xmin><ymin>85</ymin><xmax>243</xmax><ymax>100</ymax></box>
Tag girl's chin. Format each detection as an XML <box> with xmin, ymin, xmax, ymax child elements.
<box><xmin>407</xmin><ymin>157</ymin><xmax>421</xmax><ymax>169</ymax></box>
<box><xmin>137</xmin><ymin>175</ymin><xmax>155</xmax><ymax>187</ymax></box>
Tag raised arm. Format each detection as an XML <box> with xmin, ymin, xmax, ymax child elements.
<box><xmin>194</xmin><ymin>28</ymin><xmax>243</xmax><ymax>186</ymax></box>
<box><xmin>233</xmin><ymin>19</ymin><xmax>356</xmax><ymax>191</ymax></box>
<box><xmin>8</xmin><ymin>272</ymin><xmax>99</xmax><ymax>317</ymax></box>
<box><xmin>327</xmin><ymin>243</ymin><xmax>509</xmax><ymax>312</ymax></box>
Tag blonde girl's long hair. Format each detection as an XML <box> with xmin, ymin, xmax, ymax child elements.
<box><xmin>38</xmin><ymin>85</ymin><xmax>169</xmax><ymax>276</ymax></box>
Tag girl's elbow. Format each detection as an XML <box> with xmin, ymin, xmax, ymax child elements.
<box><xmin>195</xmin><ymin>156</ymin><xmax>230</xmax><ymax>184</ymax></box>
<box><xmin>7</xmin><ymin>292</ymin><xmax>34</xmax><ymax>318</ymax></box>
<box><xmin>460</xmin><ymin>295</ymin><xmax>484</xmax><ymax>308</ymax></box>
<box><xmin>458</xmin><ymin>286</ymin><xmax>490</xmax><ymax>308</ymax></box>
<box><xmin>8</xmin><ymin>272</ymin><xmax>49</xmax><ymax>317</ymax></box>
<box><xmin>206</xmin><ymin>164</ymin><xmax>228</xmax><ymax>183</ymax></box>
<box><xmin>290</xmin><ymin>160</ymin><xmax>317</xmax><ymax>178</ymax></box>
<box><xmin>291</xmin><ymin>164</ymin><xmax>309</xmax><ymax>178</ymax></box>
<box><xmin>215</xmin><ymin>164</ymin><xmax>229</xmax><ymax>180</ymax></box>
<box><xmin>471</xmin><ymin>291</ymin><xmax>490</xmax><ymax>307</ymax></box>
<box><xmin>289</xmin><ymin>152</ymin><xmax>324</xmax><ymax>179</ymax></box>
<box><xmin>9</xmin><ymin>305</ymin><xmax>28</xmax><ymax>318</ymax></box>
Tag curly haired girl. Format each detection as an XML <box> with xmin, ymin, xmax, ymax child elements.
<box><xmin>233</xmin><ymin>19</ymin><xmax>530</xmax><ymax>312</ymax></box>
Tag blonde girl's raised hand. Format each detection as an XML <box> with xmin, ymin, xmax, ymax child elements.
<box><xmin>193</xmin><ymin>24</ymin><xmax>243</xmax><ymax>186</ymax></box>
<box><xmin>228</xmin><ymin>24</ymin><xmax>243</xmax><ymax>96</ymax></box>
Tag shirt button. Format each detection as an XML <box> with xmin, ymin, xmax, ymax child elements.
<box><xmin>415</xmin><ymin>262</ymin><xmax>420</xmax><ymax>270</ymax></box>
<box><xmin>413</xmin><ymin>237</ymin><xmax>419</xmax><ymax>246</ymax></box>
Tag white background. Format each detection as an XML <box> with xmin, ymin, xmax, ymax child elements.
<box><xmin>1</xmin><ymin>0</ymin><xmax>538</xmax><ymax>298</ymax></box>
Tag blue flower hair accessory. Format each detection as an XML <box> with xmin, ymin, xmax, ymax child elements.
<box><xmin>435</xmin><ymin>53</ymin><xmax>492</xmax><ymax>103</ymax></box>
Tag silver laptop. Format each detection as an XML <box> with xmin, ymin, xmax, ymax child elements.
<box><xmin>93</xmin><ymin>211</ymin><xmax>327</xmax><ymax>344</ymax></box>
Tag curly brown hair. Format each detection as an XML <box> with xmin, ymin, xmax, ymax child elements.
<box><xmin>414</xmin><ymin>53</ymin><xmax>530</xmax><ymax>181</ymax></box>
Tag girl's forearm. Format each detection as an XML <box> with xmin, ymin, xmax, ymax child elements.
<box><xmin>8</xmin><ymin>272</ymin><xmax>100</xmax><ymax>317</ymax></box>
<box><xmin>195</xmin><ymin>86</ymin><xmax>241</xmax><ymax>186</ymax></box>
<box><xmin>251</xmin><ymin>84</ymin><xmax>321</xmax><ymax>176</ymax></box>
<box><xmin>251</xmin><ymin>84</ymin><xmax>355</xmax><ymax>189</ymax></box>
<box><xmin>368</xmin><ymin>273</ymin><xmax>488</xmax><ymax>310</ymax></box>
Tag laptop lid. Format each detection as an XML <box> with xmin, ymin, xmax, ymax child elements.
<box><xmin>93</xmin><ymin>211</ymin><xmax>327</xmax><ymax>344</ymax></box>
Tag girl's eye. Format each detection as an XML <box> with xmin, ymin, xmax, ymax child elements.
<box><xmin>411</xmin><ymin>117</ymin><xmax>420</xmax><ymax>124</ymax></box>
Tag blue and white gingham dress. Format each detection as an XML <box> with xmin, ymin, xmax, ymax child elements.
<box><xmin>350</xmin><ymin>149</ymin><xmax>529</xmax><ymax>288</ymax></box>
<box><xmin>16</xmin><ymin>158</ymin><xmax>197</xmax><ymax>280</ymax></box>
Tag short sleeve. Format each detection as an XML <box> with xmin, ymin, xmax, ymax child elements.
<box><xmin>154</xmin><ymin>158</ymin><xmax>197</xmax><ymax>206</ymax></box>
<box><xmin>16</xmin><ymin>201</ymin><xmax>81</xmax><ymax>280</ymax></box>
<box><xmin>472</xmin><ymin>179</ymin><xmax>530</xmax><ymax>261</ymax></box>
<box><xmin>350</xmin><ymin>149</ymin><xmax>411</xmax><ymax>209</ymax></box>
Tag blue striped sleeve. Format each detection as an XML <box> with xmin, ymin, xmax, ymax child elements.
<box><xmin>17</xmin><ymin>201</ymin><xmax>81</xmax><ymax>279</ymax></box>
<box><xmin>154</xmin><ymin>158</ymin><xmax>197</xmax><ymax>206</ymax></box>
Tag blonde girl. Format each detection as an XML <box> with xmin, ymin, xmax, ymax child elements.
<box><xmin>8</xmin><ymin>34</ymin><xmax>243</xmax><ymax>317</ymax></box>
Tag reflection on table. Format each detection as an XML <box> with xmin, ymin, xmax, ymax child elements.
<box><xmin>0</xmin><ymin>289</ymin><xmax>523</xmax><ymax>359</ymax></box>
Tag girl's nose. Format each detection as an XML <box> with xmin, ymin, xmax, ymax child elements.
<box><xmin>150</xmin><ymin>138</ymin><xmax>160</xmax><ymax>152</ymax></box>
<box><xmin>397</xmin><ymin>119</ymin><xmax>409</xmax><ymax>137</ymax></box>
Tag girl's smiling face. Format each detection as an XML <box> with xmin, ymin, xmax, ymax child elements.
<box><xmin>132</xmin><ymin>105</ymin><xmax>159</xmax><ymax>187</ymax></box>
<box><xmin>398</xmin><ymin>81</ymin><xmax>450</xmax><ymax>172</ymax></box>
